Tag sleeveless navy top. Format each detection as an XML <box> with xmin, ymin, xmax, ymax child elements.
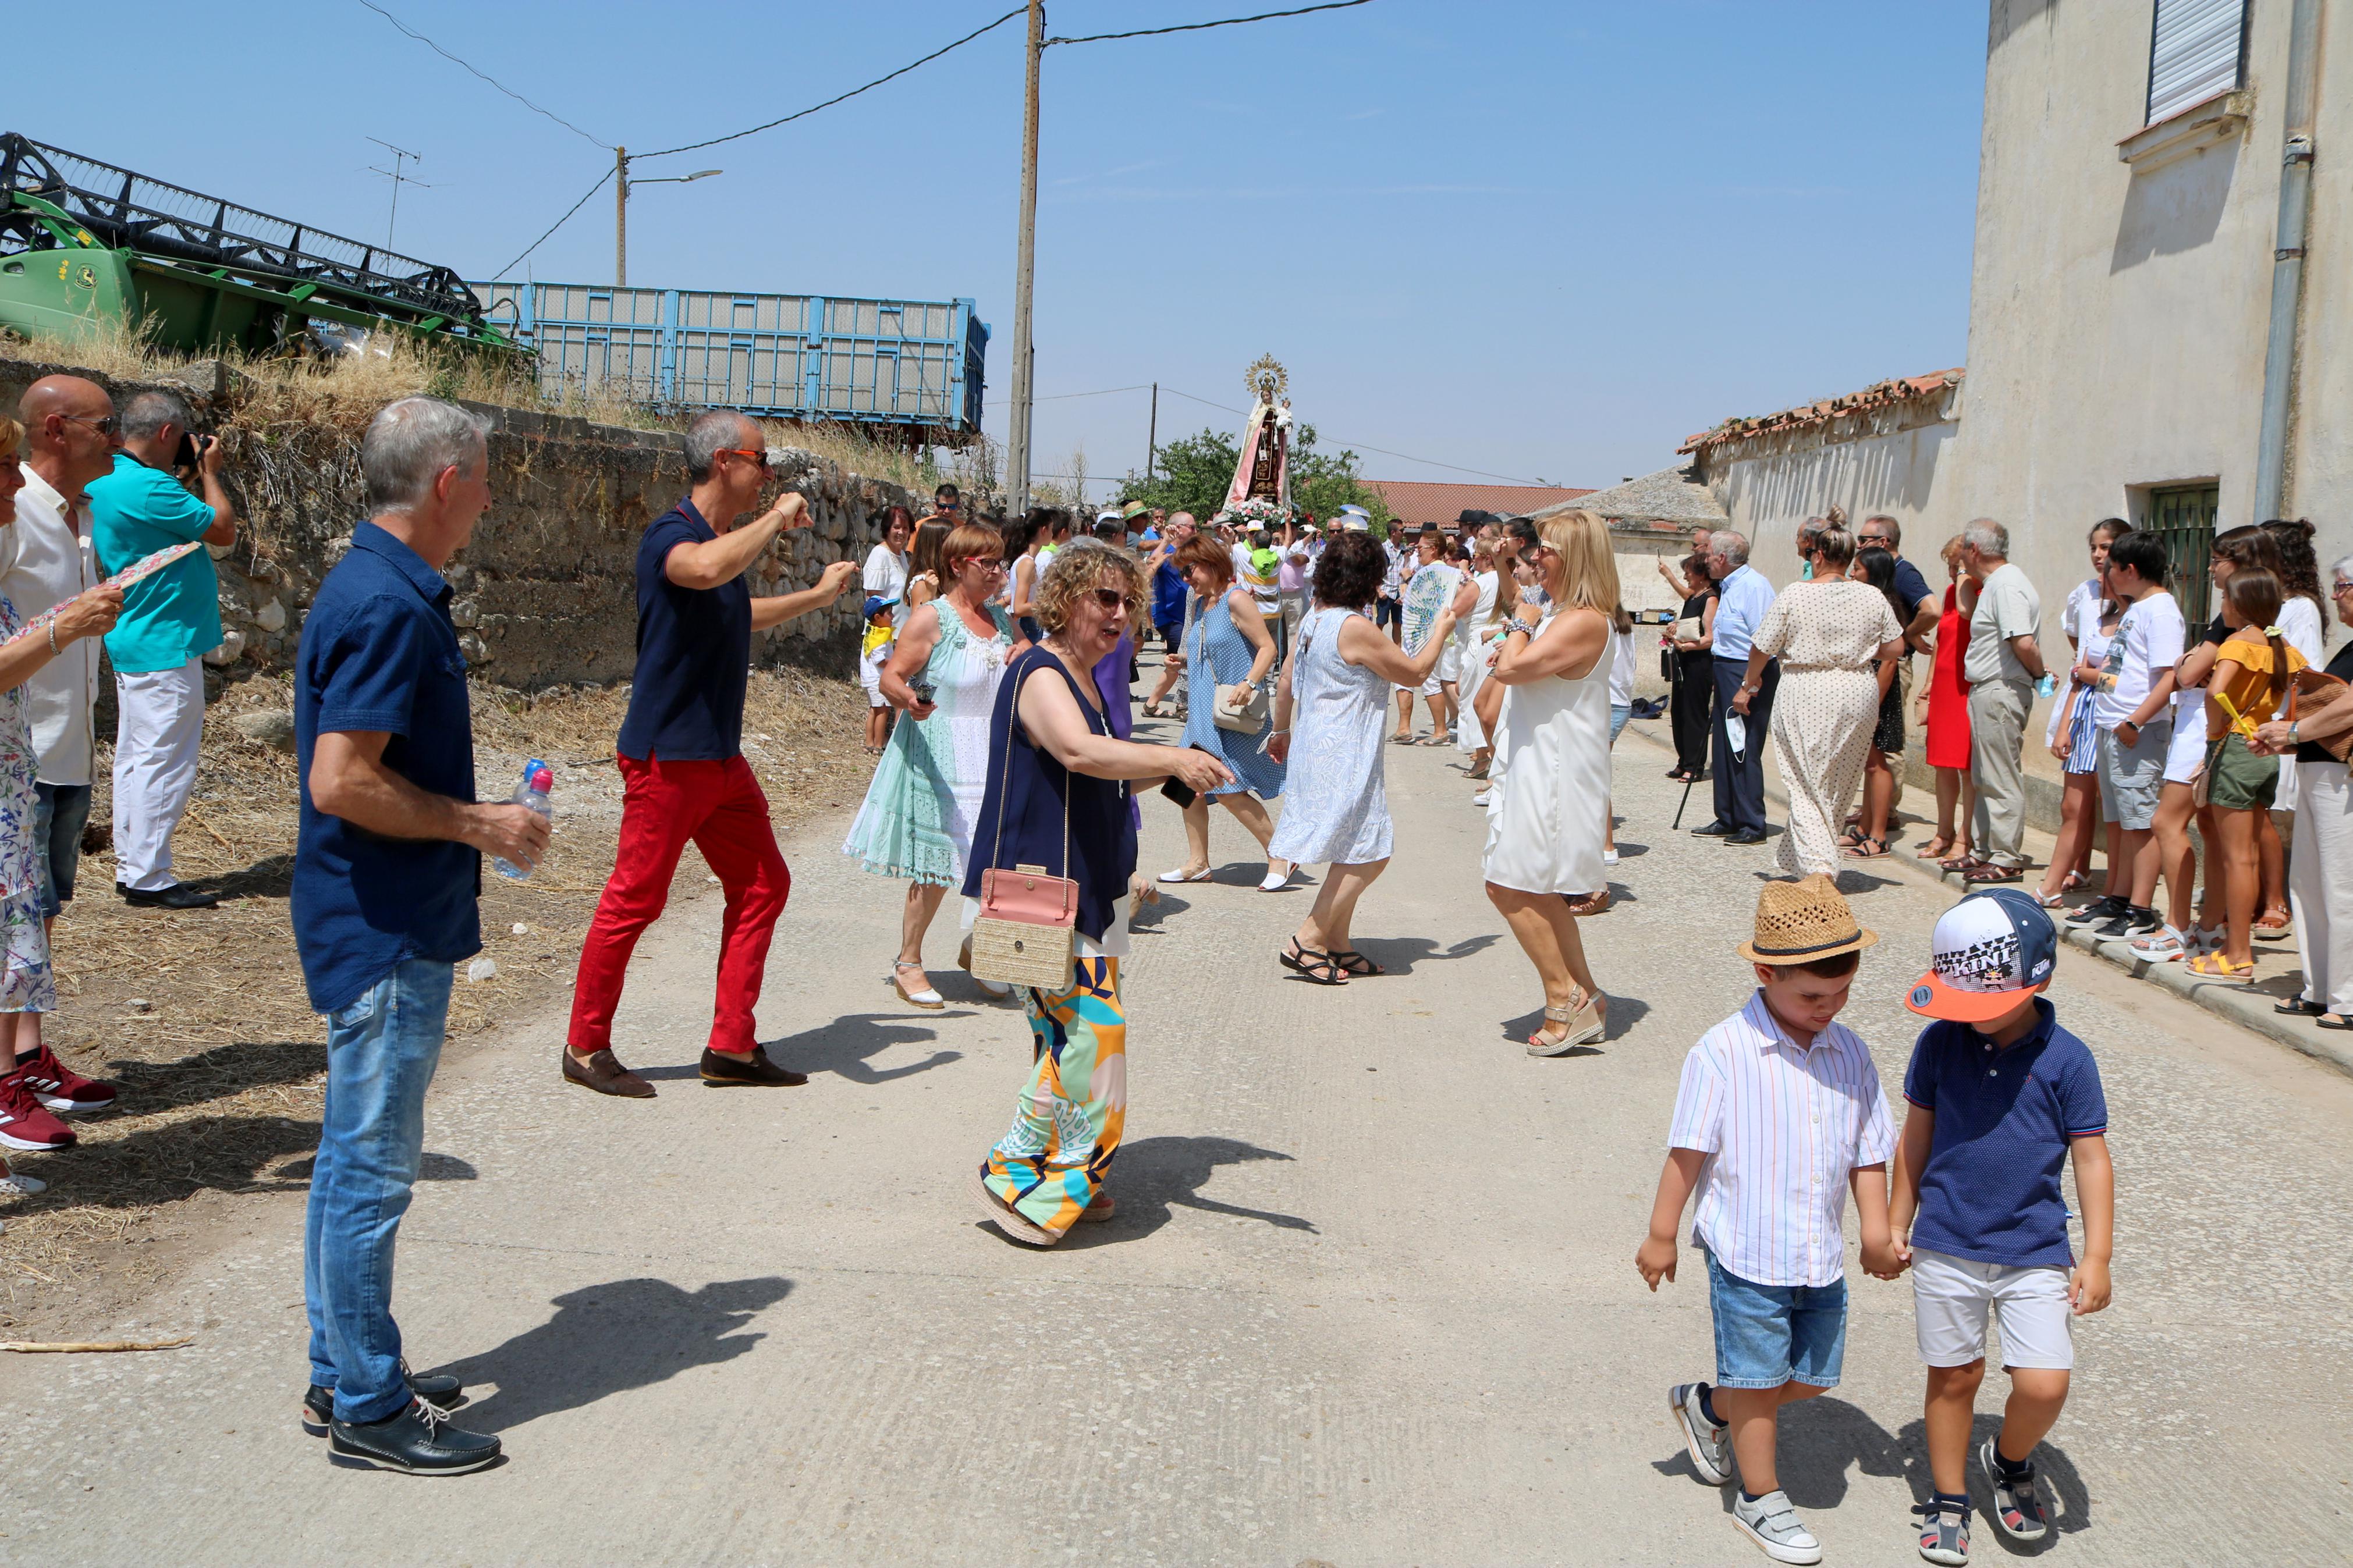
<box><xmin>961</xmin><ymin>645</ymin><xmax>1139</xmax><ymax>943</ymax></box>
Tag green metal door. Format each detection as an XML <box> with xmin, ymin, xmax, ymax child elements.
<box><xmin>2145</xmin><ymin>484</ymin><xmax>2220</xmax><ymax>624</ymax></box>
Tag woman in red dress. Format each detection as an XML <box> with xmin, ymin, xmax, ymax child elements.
<box><xmin>1915</xmin><ymin>535</ymin><xmax>1978</xmax><ymax>864</ymax></box>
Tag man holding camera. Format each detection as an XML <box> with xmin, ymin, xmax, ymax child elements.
<box><xmin>86</xmin><ymin>390</ymin><xmax>239</xmax><ymax>909</ymax></box>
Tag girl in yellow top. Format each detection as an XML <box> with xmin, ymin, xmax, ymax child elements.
<box><xmin>2197</xmin><ymin>570</ymin><xmax>2308</xmax><ymax>977</ymax></box>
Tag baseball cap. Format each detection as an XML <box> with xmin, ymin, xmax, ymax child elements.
<box><xmin>861</xmin><ymin>595</ymin><xmax>894</xmax><ymax>620</ymax></box>
<box><xmin>1905</xmin><ymin>887</ymin><xmax>2059</xmax><ymax>1023</ymax></box>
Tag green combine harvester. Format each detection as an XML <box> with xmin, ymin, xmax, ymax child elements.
<box><xmin>0</xmin><ymin>131</ymin><xmax>520</xmax><ymax>360</ymax></box>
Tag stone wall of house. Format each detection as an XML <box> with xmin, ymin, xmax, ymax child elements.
<box><xmin>1</xmin><ymin>353</ymin><xmax>901</xmax><ymax>692</ymax></box>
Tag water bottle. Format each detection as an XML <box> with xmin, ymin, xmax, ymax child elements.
<box><xmin>494</xmin><ymin>759</ymin><xmax>553</xmax><ymax>880</ymax></box>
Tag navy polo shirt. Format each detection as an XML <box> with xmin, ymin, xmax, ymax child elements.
<box><xmin>1902</xmin><ymin>1000</ymin><xmax>2108</xmax><ymax>1269</ymax></box>
<box><xmin>292</xmin><ymin>521</ymin><xmax>481</xmax><ymax>1014</ymax></box>
<box><xmin>1892</xmin><ymin>556</ymin><xmax>1935</xmax><ymax>625</ymax></box>
<box><xmin>616</xmin><ymin>500</ymin><xmax>750</xmax><ymax>762</ymax></box>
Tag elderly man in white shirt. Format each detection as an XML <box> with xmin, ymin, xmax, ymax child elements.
<box><xmin>9</xmin><ymin>378</ymin><xmax>113</xmax><ymax>929</ymax></box>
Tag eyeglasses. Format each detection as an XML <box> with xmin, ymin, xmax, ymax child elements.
<box><xmin>60</xmin><ymin>413</ymin><xmax>119</xmax><ymax>437</ymax></box>
<box><xmin>1089</xmin><ymin>588</ymin><xmax>1137</xmax><ymax>611</ymax></box>
<box><xmin>959</xmin><ymin>556</ymin><xmax>1006</xmax><ymax>573</ymax></box>
<box><xmin>1858</xmin><ymin>534</ymin><xmax>1890</xmax><ymax>546</ymax></box>
<box><xmin>716</xmin><ymin>447</ymin><xmax>772</xmax><ymax>471</ymax></box>
<box><xmin>2334</xmin><ymin>581</ymin><xmax>2353</xmax><ymax>598</ymax></box>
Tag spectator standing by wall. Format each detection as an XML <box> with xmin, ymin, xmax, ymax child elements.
<box><xmin>293</xmin><ymin>396</ymin><xmax>546</xmax><ymax>1473</ymax></box>
<box><xmin>863</xmin><ymin>505</ymin><xmax>911</xmax><ymax>612</ymax></box>
<box><xmin>86</xmin><ymin>390</ymin><xmax>239</xmax><ymax>910</ymax></box>
<box><xmin>7</xmin><ymin>377</ymin><xmax>109</xmax><ymax>945</ymax></box>
<box><xmin>2071</xmin><ymin>531</ymin><xmax>2182</xmax><ymax>941</ymax></box>
<box><xmin>1918</xmin><ymin>538</ymin><xmax>1979</xmax><ymax>865</ymax></box>
<box><xmin>1959</xmin><ymin>521</ymin><xmax>2047</xmax><ymax>883</ymax></box>
<box><xmin>1850</xmin><ymin>514</ymin><xmax>1939</xmax><ymax>836</ymax></box>
<box><xmin>2254</xmin><ymin>552</ymin><xmax>2353</xmax><ymax>1026</ymax></box>
<box><xmin>562</xmin><ymin>411</ymin><xmax>858</xmax><ymax>1099</ymax></box>
<box><xmin>1694</xmin><ymin>530</ymin><xmax>1778</xmax><ymax>847</ymax></box>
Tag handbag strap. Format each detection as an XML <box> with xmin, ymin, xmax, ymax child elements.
<box><xmin>991</xmin><ymin>650</ymin><xmax>1074</xmax><ymax>880</ymax></box>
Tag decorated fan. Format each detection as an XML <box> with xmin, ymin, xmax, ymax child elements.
<box><xmin>10</xmin><ymin>542</ymin><xmax>204</xmax><ymax>644</ymax></box>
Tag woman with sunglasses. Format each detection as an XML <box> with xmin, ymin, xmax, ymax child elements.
<box><xmin>1162</xmin><ymin>532</ymin><xmax>1291</xmax><ymax>890</ymax></box>
<box><xmin>843</xmin><ymin>521</ymin><xmax>1025</xmax><ymax>1008</ymax></box>
<box><xmin>967</xmin><ymin>539</ymin><xmax>1231</xmax><ymax>1247</ymax></box>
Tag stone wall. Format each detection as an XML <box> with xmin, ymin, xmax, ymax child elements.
<box><xmin>0</xmin><ymin>353</ymin><xmax>905</xmax><ymax>691</ymax></box>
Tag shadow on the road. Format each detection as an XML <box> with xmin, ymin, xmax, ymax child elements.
<box><xmin>276</xmin><ymin>1150</ymin><xmax>476</xmax><ymax>1183</ymax></box>
<box><xmin>181</xmin><ymin>852</ymin><xmax>294</xmax><ymax>901</ymax></box>
<box><xmin>1611</xmin><ymin>840</ymin><xmax>1652</xmax><ymax>859</ymax></box>
<box><xmin>1345</xmin><ymin>932</ymin><xmax>1500</xmax><ymax>976</ymax></box>
<box><xmin>430</xmin><ymin>1275</ymin><xmax>793</xmax><ymax>1434</ymax></box>
<box><xmin>761</xmin><ymin>1013</ymin><xmax>969</xmax><ymax>1084</ymax></box>
<box><xmin>1057</xmin><ymin>1135</ymin><xmax>1316</xmax><ymax>1247</ymax></box>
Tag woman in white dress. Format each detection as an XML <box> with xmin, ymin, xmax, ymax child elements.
<box><xmin>1267</xmin><ymin>532</ymin><xmax>1463</xmax><ymax>984</ymax></box>
<box><xmin>1482</xmin><ymin>508</ymin><xmax>1617</xmax><ymax>1055</ymax></box>
<box><xmin>1454</xmin><ymin>547</ymin><xmax>1503</xmax><ymax>777</ymax></box>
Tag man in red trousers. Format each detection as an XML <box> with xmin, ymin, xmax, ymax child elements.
<box><xmin>564</xmin><ymin>410</ymin><xmax>858</xmax><ymax>1097</ymax></box>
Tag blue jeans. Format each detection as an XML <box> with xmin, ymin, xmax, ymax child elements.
<box><xmin>304</xmin><ymin>958</ymin><xmax>453</xmax><ymax>1423</ymax></box>
<box><xmin>32</xmin><ymin>782</ymin><xmax>91</xmax><ymax>919</ymax></box>
<box><xmin>1703</xmin><ymin>1244</ymin><xmax>1848</xmax><ymax>1391</ymax></box>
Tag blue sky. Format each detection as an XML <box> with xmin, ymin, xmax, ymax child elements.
<box><xmin>12</xmin><ymin>1</ymin><xmax>1988</xmax><ymax>497</ymax></box>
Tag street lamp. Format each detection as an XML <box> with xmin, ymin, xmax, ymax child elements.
<box><xmin>612</xmin><ymin>151</ymin><xmax>723</xmax><ymax>286</ymax></box>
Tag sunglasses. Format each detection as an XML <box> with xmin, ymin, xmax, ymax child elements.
<box><xmin>717</xmin><ymin>447</ymin><xmax>772</xmax><ymax>471</ymax></box>
<box><xmin>61</xmin><ymin>413</ymin><xmax>120</xmax><ymax>436</ymax></box>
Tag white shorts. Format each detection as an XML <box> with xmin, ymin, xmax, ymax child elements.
<box><xmin>1394</xmin><ymin>644</ymin><xmax>1458</xmax><ymax>698</ymax></box>
<box><xmin>1910</xmin><ymin>1247</ymin><xmax>2074</xmax><ymax>1370</ymax></box>
<box><xmin>2164</xmin><ymin>699</ymin><xmax>2210</xmax><ymax>785</ymax></box>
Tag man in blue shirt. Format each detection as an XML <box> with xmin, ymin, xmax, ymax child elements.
<box><xmin>563</xmin><ymin>410</ymin><xmax>857</xmax><ymax>1099</ymax></box>
<box><xmin>86</xmin><ymin>390</ymin><xmax>239</xmax><ymax>911</ymax></box>
<box><xmin>1696</xmin><ymin>530</ymin><xmax>1780</xmax><ymax>844</ymax></box>
<box><xmin>294</xmin><ymin>397</ymin><xmax>548</xmax><ymax>1474</ymax></box>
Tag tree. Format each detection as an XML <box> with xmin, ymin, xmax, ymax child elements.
<box><xmin>1121</xmin><ymin>424</ymin><xmax>1394</xmax><ymax>536</ymax></box>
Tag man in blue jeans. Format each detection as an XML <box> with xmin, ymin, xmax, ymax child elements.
<box><xmin>293</xmin><ymin>397</ymin><xmax>548</xmax><ymax>1475</ymax></box>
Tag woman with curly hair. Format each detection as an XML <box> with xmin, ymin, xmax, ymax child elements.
<box><xmin>1161</xmin><ymin>532</ymin><xmax>1291</xmax><ymax>890</ymax></box>
<box><xmin>1265</xmin><ymin>531</ymin><xmax>1460</xmax><ymax>983</ymax></box>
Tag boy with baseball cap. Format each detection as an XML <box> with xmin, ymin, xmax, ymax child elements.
<box><xmin>1638</xmin><ymin>874</ymin><xmax>1900</xmax><ymax>1565</ymax></box>
<box><xmin>1893</xmin><ymin>888</ymin><xmax>2113</xmax><ymax>1565</ymax></box>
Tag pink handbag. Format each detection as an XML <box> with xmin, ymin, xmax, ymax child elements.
<box><xmin>967</xmin><ymin>665</ymin><xmax>1081</xmax><ymax>991</ymax></box>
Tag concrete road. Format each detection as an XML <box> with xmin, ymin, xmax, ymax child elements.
<box><xmin>5</xmin><ymin>707</ymin><xmax>2348</xmax><ymax>1566</ymax></box>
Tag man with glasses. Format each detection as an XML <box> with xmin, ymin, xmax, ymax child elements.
<box><xmin>563</xmin><ymin>411</ymin><xmax>859</xmax><ymax>1100</ymax></box>
<box><xmin>923</xmin><ymin>482</ymin><xmax>961</xmax><ymax>527</ymax></box>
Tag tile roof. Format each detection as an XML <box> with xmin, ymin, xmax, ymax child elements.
<box><xmin>1531</xmin><ymin>465</ymin><xmax>1727</xmax><ymax>530</ymax></box>
<box><xmin>1357</xmin><ymin>479</ymin><xmax>1593</xmax><ymax>525</ymax></box>
<box><xmin>1681</xmin><ymin>368</ymin><xmax>1964</xmax><ymax>455</ymax></box>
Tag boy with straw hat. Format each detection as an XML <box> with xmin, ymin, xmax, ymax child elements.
<box><xmin>1638</xmin><ymin>874</ymin><xmax>1901</xmax><ymax>1565</ymax></box>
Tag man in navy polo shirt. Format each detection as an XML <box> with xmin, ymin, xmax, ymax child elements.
<box><xmin>294</xmin><ymin>397</ymin><xmax>549</xmax><ymax>1475</ymax></box>
<box><xmin>563</xmin><ymin>409</ymin><xmax>858</xmax><ymax>1098</ymax></box>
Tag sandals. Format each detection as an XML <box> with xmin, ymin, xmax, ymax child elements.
<box><xmin>1157</xmin><ymin>865</ymin><xmax>1212</xmax><ymax>884</ymax></box>
<box><xmin>1845</xmin><ymin>837</ymin><xmax>1889</xmax><ymax>860</ymax></box>
<box><xmin>1939</xmin><ymin>850</ymin><xmax>1983</xmax><ymax>872</ymax></box>
<box><xmin>1330</xmin><ymin>949</ymin><xmax>1386</xmax><ymax>977</ymax></box>
<box><xmin>2185</xmin><ymin>953</ymin><xmax>2254</xmax><ymax>980</ymax></box>
<box><xmin>2276</xmin><ymin>997</ymin><xmax>2329</xmax><ymax>1016</ymax></box>
<box><xmin>1279</xmin><ymin>939</ymin><xmax>1347</xmax><ymax>986</ymax></box>
<box><xmin>1835</xmin><ymin>829</ymin><xmax>1863</xmax><ymax>851</ymax></box>
<box><xmin>1919</xmin><ymin>834</ymin><xmax>1957</xmax><ymax>861</ymax></box>
<box><xmin>1962</xmin><ymin>862</ymin><xmax>2022</xmax><ymax>884</ymax></box>
<box><xmin>890</xmin><ymin>959</ymin><xmax>945</xmax><ymax>1010</ymax></box>
<box><xmin>2253</xmin><ymin>911</ymin><xmax>2294</xmax><ymax>941</ymax></box>
<box><xmin>1527</xmin><ymin>989</ymin><xmax>1606</xmax><ymax>1057</ymax></box>
<box><xmin>2029</xmin><ymin>887</ymin><xmax>2067</xmax><ymax>908</ymax></box>
<box><xmin>1141</xmin><ymin>701</ymin><xmax>1162</xmax><ymax>719</ymax></box>
<box><xmin>1562</xmin><ymin>888</ymin><xmax>1612</xmax><ymax>918</ymax></box>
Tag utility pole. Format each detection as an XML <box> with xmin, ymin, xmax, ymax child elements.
<box><xmin>365</xmin><ymin>137</ymin><xmax>428</xmax><ymax>249</ymax></box>
<box><xmin>1006</xmin><ymin>0</ymin><xmax>1043</xmax><ymax>515</ymax></box>
<box><xmin>1147</xmin><ymin>381</ymin><xmax>1158</xmax><ymax>482</ymax></box>
<box><xmin>615</xmin><ymin>145</ymin><xmax>629</xmax><ymax>286</ymax></box>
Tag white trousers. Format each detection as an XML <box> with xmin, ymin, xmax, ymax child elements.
<box><xmin>2291</xmin><ymin>765</ymin><xmax>2353</xmax><ymax>1014</ymax></box>
<box><xmin>112</xmin><ymin>658</ymin><xmax>205</xmax><ymax>892</ymax></box>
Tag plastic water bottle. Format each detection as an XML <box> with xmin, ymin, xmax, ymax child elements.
<box><xmin>494</xmin><ymin>759</ymin><xmax>553</xmax><ymax>880</ymax></box>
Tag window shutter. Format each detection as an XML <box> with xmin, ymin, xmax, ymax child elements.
<box><xmin>2146</xmin><ymin>0</ymin><xmax>2249</xmax><ymax>123</ymax></box>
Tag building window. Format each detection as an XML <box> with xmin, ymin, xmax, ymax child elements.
<box><xmin>2143</xmin><ymin>483</ymin><xmax>2221</xmax><ymax>623</ymax></box>
<box><xmin>2146</xmin><ymin>0</ymin><xmax>2251</xmax><ymax>125</ymax></box>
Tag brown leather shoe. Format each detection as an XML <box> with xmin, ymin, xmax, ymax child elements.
<box><xmin>563</xmin><ymin>1048</ymin><xmax>655</xmax><ymax>1098</ymax></box>
<box><xmin>698</xmin><ymin>1048</ymin><xmax>808</xmax><ymax>1087</ymax></box>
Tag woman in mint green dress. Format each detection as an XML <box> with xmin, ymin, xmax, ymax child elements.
<box><xmin>842</xmin><ymin>522</ymin><xmax>1020</xmax><ymax>1007</ymax></box>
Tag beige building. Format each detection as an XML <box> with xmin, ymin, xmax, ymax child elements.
<box><xmin>1948</xmin><ymin>0</ymin><xmax>2347</xmax><ymax>627</ymax></box>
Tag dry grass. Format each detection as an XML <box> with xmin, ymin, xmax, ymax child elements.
<box><xmin>0</xmin><ymin>667</ymin><xmax>876</xmax><ymax>1332</ymax></box>
<box><xmin>6</xmin><ymin>321</ymin><xmax>947</xmax><ymax>494</ymax></box>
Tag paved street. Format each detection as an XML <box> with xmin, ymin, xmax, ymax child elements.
<box><xmin>5</xmin><ymin>698</ymin><xmax>2350</xmax><ymax>1566</ymax></box>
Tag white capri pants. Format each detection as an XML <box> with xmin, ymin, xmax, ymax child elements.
<box><xmin>112</xmin><ymin>657</ymin><xmax>207</xmax><ymax>893</ymax></box>
<box><xmin>2291</xmin><ymin>763</ymin><xmax>2353</xmax><ymax>1014</ymax></box>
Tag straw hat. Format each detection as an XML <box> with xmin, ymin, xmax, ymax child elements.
<box><xmin>1736</xmin><ymin>873</ymin><xmax>1878</xmax><ymax>964</ymax></box>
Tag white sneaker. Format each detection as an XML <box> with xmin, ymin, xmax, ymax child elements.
<box><xmin>1471</xmin><ymin>790</ymin><xmax>1492</xmax><ymax>808</ymax></box>
<box><xmin>1732</xmin><ymin>1489</ymin><xmax>1823</xmax><ymax>1565</ymax></box>
<box><xmin>3</xmin><ymin>1171</ymin><xmax>47</xmax><ymax>1195</ymax></box>
<box><xmin>1667</xmin><ymin>1382</ymin><xmax>1730</xmax><ymax>1485</ymax></box>
<box><xmin>1602</xmin><ymin>848</ymin><xmax>1620</xmax><ymax>866</ymax></box>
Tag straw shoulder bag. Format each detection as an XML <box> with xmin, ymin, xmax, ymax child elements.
<box><xmin>968</xmin><ymin>663</ymin><xmax>1080</xmax><ymax>992</ymax></box>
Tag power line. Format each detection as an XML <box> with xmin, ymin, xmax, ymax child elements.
<box><xmin>1158</xmin><ymin>387</ymin><xmax>1545</xmax><ymax>485</ymax></box>
<box><xmin>984</xmin><ymin>384</ymin><xmax>1152</xmax><ymax>407</ymax></box>
<box><xmin>356</xmin><ymin>0</ymin><xmax>612</xmax><ymax>149</ymax></box>
<box><xmin>640</xmin><ymin>7</ymin><xmax>1028</xmax><ymax>160</ymax></box>
<box><xmin>1046</xmin><ymin>0</ymin><xmax>1374</xmax><ymax>47</ymax></box>
<box><xmin>491</xmin><ymin>167</ymin><xmax>614</xmax><ymax>279</ymax></box>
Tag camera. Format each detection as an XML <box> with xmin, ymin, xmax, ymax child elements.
<box><xmin>173</xmin><ymin>431</ymin><xmax>217</xmax><ymax>470</ymax></box>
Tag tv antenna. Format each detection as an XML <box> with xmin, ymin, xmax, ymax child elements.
<box><xmin>365</xmin><ymin>137</ymin><xmax>432</xmax><ymax>247</ymax></box>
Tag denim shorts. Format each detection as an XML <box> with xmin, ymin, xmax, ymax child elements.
<box><xmin>1703</xmin><ymin>1245</ymin><xmax>1849</xmax><ymax>1390</ymax></box>
<box><xmin>33</xmin><ymin>782</ymin><xmax>92</xmax><ymax>919</ymax></box>
<box><xmin>1609</xmin><ymin>702</ymin><xmax>1632</xmax><ymax>745</ymax></box>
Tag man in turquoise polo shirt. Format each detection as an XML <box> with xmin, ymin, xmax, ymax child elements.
<box><xmin>86</xmin><ymin>389</ymin><xmax>239</xmax><ymax>910</ymax></box>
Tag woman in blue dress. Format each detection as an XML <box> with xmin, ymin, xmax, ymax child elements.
<box><xmin>1160</xmin><ymin>532</ymin><xmax>1291</xmax><ymax>891</ymax></box>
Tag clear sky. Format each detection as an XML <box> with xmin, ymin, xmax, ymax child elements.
<box><xmin>12</xmin><ymin>1</ymin><xmax>1988</xmax><ymax>498</ymax></box>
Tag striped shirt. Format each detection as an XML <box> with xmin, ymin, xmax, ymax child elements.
<box><xmin>1667</xmin><ymin>992</ymin><xmax>1897</xmax><ymax>1288</ymax></box>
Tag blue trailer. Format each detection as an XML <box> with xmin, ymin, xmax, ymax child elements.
<box><xmin>469</xmin><ymin>280</ymin><xmax>988</xmax><ymax>446</ymax></box>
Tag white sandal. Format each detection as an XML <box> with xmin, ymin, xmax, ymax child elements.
<box><xmin>1158</xmin><ymin>866</ymin><xmax>1212</xmax><ymax>884</ymax></box>
<box><xmin>890</xmin><ymin>960</ymin><xmax>945</xmax><ymax>1009</ymax></box>
<box><xmin>1258</xmin><ymin>862</ymin><xmax>1294</xmax><ymax>893</ymax></box>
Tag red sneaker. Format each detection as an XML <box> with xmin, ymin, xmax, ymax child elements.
<box><xmin>12</xmin><ymin>1044</ymin><xmax>118</xmax><ymax>1112</ymax></box>
<box><xmin>0</xmin><ymin>1073</ymin><xmax>74</xmax><ymax>1151</ymax></box>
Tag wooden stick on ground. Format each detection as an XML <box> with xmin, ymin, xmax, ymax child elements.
<box><xmin>0</xmin><ymin>1335</ymin><xmax>194</xmax><ymax>1353</ymax></box>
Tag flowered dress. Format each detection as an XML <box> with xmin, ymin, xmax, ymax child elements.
<box><xmin>0</xmin><ymin>596</ymin><xmax>55</xmax><ymax>1012</ymax></box>
<box><xmin>840</xmin><ymin>598</ymin><xmax>1016</xmax><ymax>884</ymax></box>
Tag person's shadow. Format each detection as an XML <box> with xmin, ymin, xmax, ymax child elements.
<box><xmin>1339</xmin><ymin>932</ymin><xmax>1500</xmax><ymax>977</ymax></box>
<box><xmin>627</xmin><ymin>1016</ymin><xmax>967</xmax><ymax>1085</ymax></box>
<box><xmin>1048</xmin><ymin>1135</ymin><xmax>1315</xmax><ymax>1247</ymax></box>
<box><xmin>427</xmin><ymin>1275</ymin><xmax>792</xmax><ymax>1434</ymax></box>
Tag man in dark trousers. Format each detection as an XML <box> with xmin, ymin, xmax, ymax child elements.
<box><xmin>1693</xmin><ymin>529</ymin><xmax>1779</xmax><ymax>847</ymax></box>
<box><xmin>563</xmin><ymin>410</ymin><xmax>858</xmax><ymax>1097</ymax></box>
<box><xmin>294</xmin><ymin>396</ymin><xmax>548</xmax><ymax>1473</ymax></box>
